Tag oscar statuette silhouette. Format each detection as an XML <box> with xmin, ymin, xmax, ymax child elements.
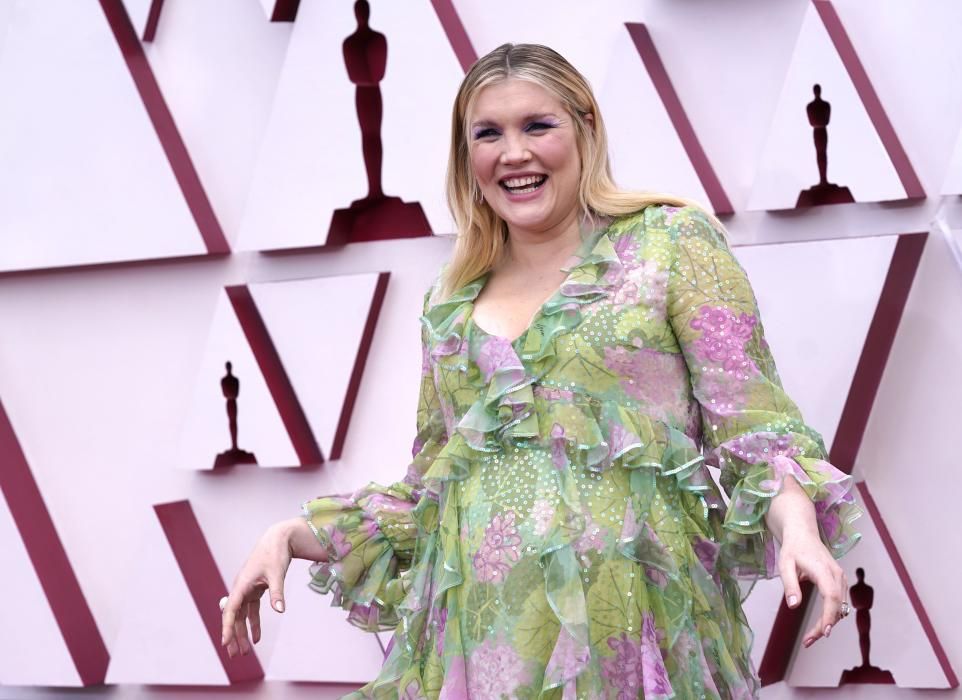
<box><xmin>839</xmin><ymin>567</ymin><xmax>895</xmax><ymax>684</ymax></box>
<box><xmin>327</xmin><ymin>0</ymin><xmax>432</xmax><ymax>244</ymax></box>
<box><xmin>213</xmin><ymin>361</ymin><xmax>258</xmax><ymax>469</ymax></box>
<box><xmin>796</xmin><ymin>84</ymin><xmax>854</xmax><ymax>207</ymax></box>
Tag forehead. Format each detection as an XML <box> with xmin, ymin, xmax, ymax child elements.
<box><xmin>467</xmin><ymin>78</ymin><xmax>564</xmax><ymax>123</ymax></box>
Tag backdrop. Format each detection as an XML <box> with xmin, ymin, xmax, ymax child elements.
<box><xmin>1</xmin><ymin>0</ymin><xmax>960</xmax><ymax>698</ymax></box>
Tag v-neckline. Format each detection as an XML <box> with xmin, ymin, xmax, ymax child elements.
<box><xmin>466</xmin><ymin>217</ymin><xmax>613</xmax><ymax>347</ymax></box>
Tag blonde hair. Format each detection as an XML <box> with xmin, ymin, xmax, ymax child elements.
<box><xmin>440</xmin><ymin>42</ymin><xmax>726</xmax><ymax>300</ymax></box>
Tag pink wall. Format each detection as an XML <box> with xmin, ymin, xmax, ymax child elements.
<box><xmin>0</xmin><ymin>0</ymin><xmax>960</xmax><ymax>697</ymax></box>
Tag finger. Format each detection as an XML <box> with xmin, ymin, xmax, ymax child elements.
<box><xmin>778</xmin><ymin>557</ymin><xmax>801</xmax><ymax>609</ymax></box>
<box><xmin>232</xmin><ymin>598</ymin><xmax>253</xmax><ymax>655</ymax></box>
<box><xmin>249</xmin><ymin>597</ymin><xmax>262</xmax><ymax>645</ymax></box>
<box><xmin>268</xmin><ymin>571</ymin><xmax>286</xmax><ymax>614</ymax></box>
<box><xmin>221</xmin><ymin>589</ymin><xmax>243</xmax><ymax>653</ymax></box>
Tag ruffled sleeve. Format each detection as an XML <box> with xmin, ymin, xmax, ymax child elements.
<box><xmin>300</xmin><ymin>284</ymin><xmax>447</xmax><ymax>631</ymax></box>
<box><xmin>665</xmin><ymin>205</ymin><xmax>863</xmax><ymax>580</ymax></box>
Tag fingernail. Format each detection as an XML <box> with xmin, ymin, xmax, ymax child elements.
<box><xmin>824</xmin><ymin>624</ymin><xmax>832</xmax><ymax>637</ymax></box>
<box><xmin>788</xmin><ymin>595</ymin><xmax>798</xmax><ymax>607</ymax></box>
<box><xmin>274</xmin><ymin>600</ymin><xmax>285</xmax><ymax>613</ymax></box>
<box><xmin>221</xmin><ymin>635</ymin><xmax>225</xmax><ymax>646</ymax></box>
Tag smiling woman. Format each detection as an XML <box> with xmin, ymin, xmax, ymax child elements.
<box><xmin>220</xmin><ymin>42</ymin><xmax>862</xmax><ymax>699</ymax></box>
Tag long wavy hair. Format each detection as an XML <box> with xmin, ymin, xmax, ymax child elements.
<box><xmin>440</xmin><ymin>42</ymin><xmax>726</xmax><ymax>300</ymax></box>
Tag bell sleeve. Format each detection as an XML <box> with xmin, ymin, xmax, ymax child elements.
<box><xmin>300</xmin><ymin>286</ymin><xmax>447</xmax><ymax>631</ymax></box>
<box><xmin>665</xmin><ymin>205</ymin><xmax>863</xmax><ymax>580</ymax></box>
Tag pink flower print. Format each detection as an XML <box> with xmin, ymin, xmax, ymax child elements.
<box><xmin>662</xmin><ymin>205</ymin><xmax>683</xmax><ymax>227</ymax></box>
<box><xmin>697</xmin><ymin>369</ymin><xmax>746</xmax><ymax>416</ymax></box>
<box><xmin>477</xmin><ymin>335</ymin><xmax>517</xmax><ymax>383</ymax></box>
<box><xmin>689</xmin><ymin>305</ymin><xmax>759</xmax><ymax>379</ymax></box>
<box><xmin>550</xmin><ymin>422</ymin><xmax>568</xmax><ymax>470</ymax></box>
<box><xmin>329</xmin><ymin>527</ymin><xmax>352</xmax><ymax>560</ymax></box>
<box><xmin>439</xmin><ymin>656</ymin><xmax>467</xmax><ymax>700</ymax></box>
<box><xmin>641</xmin><ymin>612</ymin><xmax>674</xmax><ymax>697</ymax></box>
<box><xmin>612</xmin><ymin>230</ymin><xmax>641</xmax><ymax>261</ymax></box>
<box><xmin>726</xmin><ymin>432</ymin><xmax>799</xmax><ymax>465</ymax></box>
<box><xmin>530</xmin><ymin>498</ymin><xmax>555</xmax><ymax>536</ymax></box>
<box><xmin>603</xmin><ymin>345</ymin><xmax>685</xmax><ymax>406</ymax></box>
<box><xmin>433</xmin><ymin>605</ymin><xmax>448</xmax><ymax>656</ymax></box>
<box><xmin>466</xmin><ymin>635</ymin><xmax>531</xmax><ymax>698</ymax></box>
<box><xmin>573</xmin><ymin>511</ymin><xmax>608</xmax><ymax>555</ymax></box>
<box><xmin>421</xmin><ymin>338</ymin><xmax>432</xmax><ymax>377</ymax></box>
<box><xmin>644</xmin><ymin>564</ymin><xmax>669</xmax><ymax>589</ymax></box>
<box><xmin>534</xmin><ymin>385</ymin><xmax>575</xmax><ymax>402</ymax></box>
<box><xmin>601</xmin><ymin>632</ymin><xmax>644</xmax><ymax>698</ymax></box>
<box><xmin>606</xmin><ymin>421</ymin><xmax>640</xmax><ymax>465</ymax></box>
<box><xmin>692</xmin><ymin>535</ymin><xmax>720</xmax><ymax>576</ymax></box>
<box><xmin>472</xmin><ymin>510</ymin><xmax>522</xmax><ymax>583</ymax></box>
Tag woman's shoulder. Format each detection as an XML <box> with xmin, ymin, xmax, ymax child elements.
<box><xmin>605</xmin><ymin>202</ymin><xmax>711</xmax><ymax>241</ymax></box>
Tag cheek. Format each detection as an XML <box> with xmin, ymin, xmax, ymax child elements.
<box><xmin>539</xmin><ymin>136</ymin><xmax>580</xmax><ymax>179</ymax></box>
<box><xmin>470</xmin><ymin>145</ymin><xmax>499</xmax><ymax>184</ymax></box>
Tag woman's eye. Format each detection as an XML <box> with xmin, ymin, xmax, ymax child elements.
<box><xmin>473</xmin><ymin>128</ymin><xmax>499</xmax><ymax>139</ymax></box>
<box><xmin>526</xmin><ymin>122</ymin><xmax>554</xmax><ymax>132</ymax></box>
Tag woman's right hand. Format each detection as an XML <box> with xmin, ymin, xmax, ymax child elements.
<box><xmin>219</xmin><ymin>518</ymin><xmax>302</xmax><ymax>657</ymax></box>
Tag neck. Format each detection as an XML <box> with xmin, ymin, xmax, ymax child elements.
<box><xmin>502</xmin><ymin>209</ymin><xmax>587</xmax><ymax>271</ymax></box>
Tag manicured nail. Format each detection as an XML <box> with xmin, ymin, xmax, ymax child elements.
<box><xmin>221</xmin><ymin>635</ymin><xmax>225</xmax><ymax>646</ymax></box>
<box><xmin>824</xmin><ymin>624</ymin><xmax>832</xmax><ymax>637</ymax></box>
<box><xmin>788</xmin><ymin>595</ymin><xmax>798</xmax><ymax>607</ymax></box>
<box><xmin>274</xmin><ymin>600</ymin><xmax>285</xmax><ymax>613</ymax></box>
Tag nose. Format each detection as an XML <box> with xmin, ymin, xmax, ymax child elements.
<box><xmin>500</xmin><ymin>131</ymin><xmax>531</xmax><ymax>165</ymax></box>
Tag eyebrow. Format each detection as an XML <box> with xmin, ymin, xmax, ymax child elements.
<box><xmin>470</xmin><ymin>112</ymin><xmax>559</xmax><ymax>129</ymax></box>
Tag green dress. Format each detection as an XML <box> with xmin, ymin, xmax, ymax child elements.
<box><xmin>302</xmin><ymin>204</ymin><xmax>863</xmax><ymax>699</ymax></box>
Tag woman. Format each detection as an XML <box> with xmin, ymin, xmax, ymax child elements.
<box><xmin>221</xmin><ymin>43</ymin><xmax>862</xmax><ymax>698</ymax></box>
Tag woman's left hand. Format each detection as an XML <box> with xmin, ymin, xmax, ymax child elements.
<box><xmin>777</xmin><ymin>527</ymin><xmax>849</xmax><ymax>648</ymax></box>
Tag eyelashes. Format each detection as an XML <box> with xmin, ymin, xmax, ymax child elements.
<box><xmin>472</xmin><ymin>121</ymin><xmax>558</xmax><ymax>140</ymax></box>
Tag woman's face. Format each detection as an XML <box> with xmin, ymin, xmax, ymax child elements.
<box><xmin>467</xmin><ymin>78</ymin><xmax>587</xmax><ymax>238</ymax></box>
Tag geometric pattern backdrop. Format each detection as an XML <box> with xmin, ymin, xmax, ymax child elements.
<box><xmin>1</xmin><ymin>0</ymin><xmax>961</xmax><ymax>697</ymax></box>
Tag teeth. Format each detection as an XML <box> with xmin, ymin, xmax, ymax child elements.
<box><xmin>502</xmin><ymin>175</ymin><xmax>546</xmax><ymax>188</ymax></box>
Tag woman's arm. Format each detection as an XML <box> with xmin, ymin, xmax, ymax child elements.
<box><xmin>277</xmin><ymin>515</ymin><xmax>329</xmax><ymax>563</ymax></box>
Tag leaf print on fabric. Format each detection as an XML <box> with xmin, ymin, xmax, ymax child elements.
<box><xmin>513</xmin><ymin>586</ymin><xmax>562</xmax><ymax>660</ymax></box>
<box><xmin>586</xmin><ymin>561</ymin><xmax>641</xmax><ymax>647</ymax></box>
<box><xmin>472</xmin><ymin>510</ymin><xmax>522</xmax><ymax>583</ymax></box>
<box><xmin>611</xmin><ymin>259</ymin><xmax>669</xmax><ymax>315</ymax></box>
<box><xmin>467</xmin><ymin>635</ymin><xmax>531</xmax><ymax>699</ymax></box>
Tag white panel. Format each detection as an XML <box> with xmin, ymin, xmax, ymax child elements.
<box><xmin>177</xmin><ymin>289</ymin><xmax>300</xmax><ymax>469</ymax></box>
<box><xmin>237</xmin><ymin>0</ymin><xmax>370</xmax><ymax>251</ymax></box>
<box><xmin>599</xmin><ymin>27</ymin><xmax>709</xmax><ymax>204</ymax></box>
<box><xmin>143</xmin><ymin>0</ymin><xmax>292</xmax><ymax>243</ymax></box>
<box><xmin>374</xmin><ymin>0</ymin><xmax>462</xmax><ymax>235</ymax></box>
<box><xmin>0</xmin><ymin>0</ymin><xmax>204</xmax><ymax>271</ymax></box>
<box><xmin>747</xmin><ymin>4</ymin><xmax>906</xmax><ymax>211</ymax></box>
<box><xmin>737</xmin><ymin>235</ymin><xmax>896</xmax><ymax>450</ymax></box>
<box><xmin>942</xmin><ymin>123</ymin><xmax>962</xmax><ymax>195</ymax></box>
<box><xmin>787</xmin><ymin>489</ymin><xmax>949</xmax><ymax>688</ymax></box>
<box><xmin>105</xmin><ymin>510</ymin><xmax>230</xmax><ymax>685</ymax></box>
<box><xmin>250</xmin><ymin>273</ymin><xmax>380</xmax><ymax>459</ymax></box>
<box><xmin>119</xmin><ymin>0</ymin><xmax>152</xmax><ymax>37</ymax></box>
<box><xmin>0</xmin><ymin>489</ymin><xmax>81</xmax><ymax>686</ymax></box>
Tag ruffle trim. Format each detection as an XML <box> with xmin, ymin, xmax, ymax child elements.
<box><xmin>710</xmin><ymin>437</ymin><xmax>864</xmax><ymax>580</ymax></box>
<box><xmin>301</xmin><ymin>482</ymin><xmax>422</xmax><ymax>633</ymax></box>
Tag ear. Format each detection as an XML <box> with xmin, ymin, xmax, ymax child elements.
<box><xmin>583</xmin><ymin>112</ymin><xmax>595</xmax><ymax>131</ymax></box>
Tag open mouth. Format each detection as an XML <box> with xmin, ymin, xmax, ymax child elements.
<box><xmin>499</xmin><ymin>174</ymin><xmax>548</xmax><ymax>195</ymax></box>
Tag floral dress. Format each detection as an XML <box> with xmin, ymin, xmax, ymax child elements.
<box><xmin>302</xmin><ymin>204</ymin><xmax>863</xmax><ymax>699</ymax></box>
